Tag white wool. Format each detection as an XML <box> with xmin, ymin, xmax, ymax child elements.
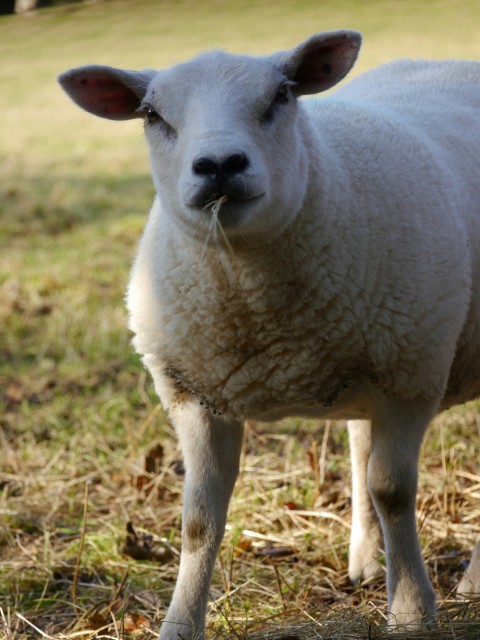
<box><xmin>129</xmin><ymin>58</ymin><xmax>479</xmax><ymax>420</ymax></box>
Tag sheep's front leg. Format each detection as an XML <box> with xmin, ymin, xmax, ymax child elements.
<box><xmin>368</xmin><ymin>395</ymin><xmax>439</xmax><ymax>628</ymax></box>
<box><xmin>347</xmin><ymin>419</ymin><xmax>384</xmax><ymax>583</ymax></box>
<box><xmin>159</xmin><ymin>400</ymin><xmax>244</xmax><ymax>640</ymax></box>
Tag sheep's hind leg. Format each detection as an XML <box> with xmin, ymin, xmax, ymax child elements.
<box><xmin>457</xmin><ymin>541</ymin><xmax>480</xmax><ymax>598</ymax></box>
<box><xmin>347</xmin><ymin>419</ymin><xmax>384</xmax><ymax>583</ymax></box>
<box><xmin>368</xmin><ymin>395</ymin><xmax>439</xmax><ymax>629</ymax></box>
<box><xmin>158</xmin><ymin>400</ymin><xmax>244</xmax><ymax>640</ymax></box>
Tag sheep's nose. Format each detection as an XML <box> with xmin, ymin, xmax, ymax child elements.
<box><xmin>222</xmin><ymin>153</ymin><xmax>249</xmax><ymax>176</ymax></box>
<box><xmin>192</xmin><ymin>153</ymin><xmax>249</xmax><ymax>179</ymax></box>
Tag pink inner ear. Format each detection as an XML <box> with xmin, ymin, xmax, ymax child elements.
<box><xmin>73</xmin><ymin>75</ymin><xmax>139</xmax><ymax>116</ymax></box>
<box><xmin>295</xmin><ymin>45</ymin><xmax>335</xmax><ymax>86</ymax></box>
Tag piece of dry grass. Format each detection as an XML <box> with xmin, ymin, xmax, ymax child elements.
<box><xmin>202</xmin><ymin>195</ymin><xmax>235</xmax><ymax>264</ymax></box>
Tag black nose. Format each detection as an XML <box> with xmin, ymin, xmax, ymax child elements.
<box><xmin>192</xmin><ymin>152</ymin><xmax>249</xmax><ymax>179</ymax></box>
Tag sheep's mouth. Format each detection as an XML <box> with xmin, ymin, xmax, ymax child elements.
<box><xmin>188</xmin><ymin>193</ymin><xmax>264</xmax><ymax>212</ymax></box>
<box><xmin>185</xmin><ymin>193</ymin><xmax>264</xmax><ymax>231</ymax></box>
<box><xmin>187</xmin><ymin>194</ymin><xmax>264</xmax><ymax>243</ymax></box>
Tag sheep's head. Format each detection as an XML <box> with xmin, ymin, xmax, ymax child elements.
<box><xmin>59</xmin><ymin>30</ymin><xmax>361</xmax><ymax>246</ymax></box>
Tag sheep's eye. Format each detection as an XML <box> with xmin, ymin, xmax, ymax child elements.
<box><xmin>141</xmin><ymin>104</ymin><xmax>177</xmax><ymax>139</ymax></box>
<box><xmin>261</xmin><ymin>82</ymin><xmax>290</xmax><ymax>124</ymax></box>
<box><xmin>274</xmin><ymin>84</ymin><xmax>289</xmax><ymax>104</ymax></box>
<box><xmin>145</xmin><ymin>105</ymin><xmax>160</xmax><ymax>124</ymax></box>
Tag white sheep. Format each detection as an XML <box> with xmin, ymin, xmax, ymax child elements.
<box><xmin>58</xmin><ymin>30</ymin><xmax>480</xmax><ymax>639</ymax></box>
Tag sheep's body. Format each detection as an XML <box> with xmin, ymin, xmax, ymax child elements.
<box><xmin>129</xmin><ymin>59</ymin><xmax>480</xmax><ymax>420</ymax></box>
<box><xmin>59</xmin><ymin>33</ymin><xmax>480</xmax><ymax>640</ymax></box>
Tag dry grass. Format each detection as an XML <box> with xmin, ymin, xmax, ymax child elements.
<box><xmin>1</xmin><ymin>0</ymin><xmax>480</xmax><ymax>638</ymax></box>
<box><xmin>1</xmin><ymin>411</ymin><xmax>479</xmax><ymax>638</ymax></box>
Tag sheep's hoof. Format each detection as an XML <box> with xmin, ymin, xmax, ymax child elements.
<box><xmin>349</xmin><ymin>557</ymin><xmax>384</xmax><ymax>585</ymax></box>
<box><xmin>348</xmin><ymin>529</ymin><xmax>384</xmax><ymax>584</ymax></box>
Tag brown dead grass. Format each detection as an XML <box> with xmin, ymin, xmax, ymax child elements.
<box><xmin>1</xmin><ymin>409</ymin><xmax>479</xmax><ymax>639</ymax></box>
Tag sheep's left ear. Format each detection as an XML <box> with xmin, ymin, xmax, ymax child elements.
<box><xmin>272</xmin><ymin>30</ymin><xmax>361</xmax><ymax>96</ymax></box>
<box><xmin>58</xmin><ymin>65</ymin><xmax>156</xmax><ymax>120</ymax></box>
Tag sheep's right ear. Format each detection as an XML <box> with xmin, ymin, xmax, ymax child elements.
<box><xmin>58</xmin><ymin>65</ymin><xmax>156</xmax><ymax>120</ymax></box>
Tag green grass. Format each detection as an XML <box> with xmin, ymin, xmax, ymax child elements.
<box><xmin>1</xmin><ymin>1</ymin><xmax>480</xmax><ymax>638</ymax></box>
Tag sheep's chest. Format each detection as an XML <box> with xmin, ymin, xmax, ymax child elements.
<box><xmin>158</xmin><ymin>256</ymin><xmax>366</xmax><ymax>420</ymax></box>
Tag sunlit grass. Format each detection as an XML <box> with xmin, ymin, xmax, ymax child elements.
<box><xmin>1</xmin><ymin>1</ymin><xmax>480</xmax><ymax>638</ymax></box>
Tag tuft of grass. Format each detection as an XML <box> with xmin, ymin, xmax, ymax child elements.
<box><xmin>1</xmin><ymin>1</ymin><xmax>480</xmax><ymax>638</ymax></box>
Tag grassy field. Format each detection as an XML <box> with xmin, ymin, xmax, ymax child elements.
<box><xmin>1</xmin><ymin>0</ymin><xmax>480</xmax><ymax>638</ymax></box>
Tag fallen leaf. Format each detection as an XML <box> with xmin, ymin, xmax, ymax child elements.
<box><xmin>234</xmin><ymin>536</ymin><xmax>253</xmax><ymax>556</ymax></box>
<box><xmin>282</xmin><ymin>501</ymin><xmax>301</xmax><ymax>510</ymax></box>
<box><xmin>131</xmin><ymin>443</ymin><xmax>166</xmax><ymax>494</ymax></box>
<box><xmin>144</xmin><ymin>443</ymin><xmax>164</xmax><ymax>474</ymax></box>
<box><xmin>85</xmin><ymin>610</ymin><xmax>110</xmax><ymax>630</ymax></box>
<box><xmin>122</xmin><ymin>611</ymin><xmax>151</xmax><ymax>631</ymax></box>
<box><xmin>122</xmin><ymin>521</ymin><xmax>173</xmax><ymax>563</ymax></box>
<box><xmin>133</xmin><ymin>474</ymin><xmax>151</xmax><ymax>492</ymax></box>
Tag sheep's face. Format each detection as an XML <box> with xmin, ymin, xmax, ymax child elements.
<box><xmin>142</xmin><ymin>52</ymin><xmax>308</xmax><ymax>243</ymax></box>
<box><xmin>58</xmin><ymin>30</ymin><xmax>361</xmax><ymax>245</ymax></box>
